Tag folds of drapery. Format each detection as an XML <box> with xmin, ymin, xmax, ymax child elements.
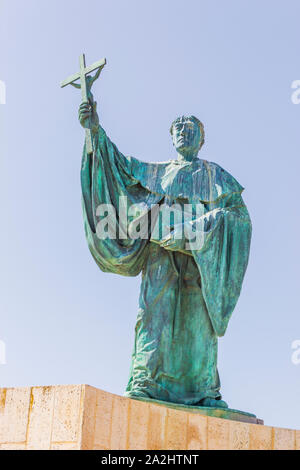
<box><xmin>80</xmin><ymin>126</ymin><xmax>252</xmax><ymax>336</ymax></box>
<box><xmin>80</xmin><ymin>127</ymin><xmax>163</xmax><ymax>277</ymax></box>
<box><xmin>189</xmin><ymin>192</ymin><xmax>252</xmax><ymax>336</ymax></box>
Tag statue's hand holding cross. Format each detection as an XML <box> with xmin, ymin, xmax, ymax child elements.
<box><xmin>78</xmin><ymin>99</ymin><xmax>100</xmax><ymax>138</ymax></box>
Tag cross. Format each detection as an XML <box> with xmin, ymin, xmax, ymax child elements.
<box><xmin>61</xmin><ymin>53</ymin><xmax>106</xmax><ymax>154</ymax></box>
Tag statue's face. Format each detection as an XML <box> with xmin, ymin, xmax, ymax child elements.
<box><xmin>171</xmin><ymin>117</ymin><xmax>202</xmax><ymax>157</ymax></box>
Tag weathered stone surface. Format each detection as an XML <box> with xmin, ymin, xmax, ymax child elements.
<box><xmin>26</xmin><ymin>386</ymin><xmax>55</xmax><ymax>450</ymax></box>
<box><xmin>165</xmin><ymin>408</ymin><xmax>188</xmax><ymax>450</ymax></box>
<box><xmin>207</xmin><ymin>416</ymin><xmax>229</xmax><ymax>450</ymax></box>
<box><xmin>51</xmin><ymin>385</ymin><xmax>83</xmax><ymax>443</ymax></box>
<box><xmin>249</xmin><ymin>423</ymin><xmax>272</xmax><ymax>450</ymax></box>
<box><xmin>93</xmin><ymin>388</ymin><xmax>114</xmax><ymax>450</ymax></box>
<box><xmin>81</xmin><ymin>385</ymin><xmax>97</xmax><ymax>450</ymax></box>
<box><xmin>109</xmin><ymin>395</ymin><xmax>129</xmax><ymax>450</ymax></box>
<box><xmin>229</xmin><ymin>421</ymin><xmax>250</xmax><ymax>450</ymax></box>
<box><xmin>187</xmin><ymin>413</ymin><xmax>207</xmax><ymax>450</ymax></box>
<box><xmin>147</xmin><ymin>402</ymin><xmax>167</xmax><ymax>450</ymax></box>
<box><xmin>295</xmin><ymin>430</ymin><xmax>300</xmax><ymax>450</ymax></box>
<box><xmin>0</xmin><ymin>385</ymin><xmax>298</xmax><ymax>450</ymax></box>
<box><xmin>127</xmin><ymin>399</ymin><xmax>149</xmax><ymax>450</ymax></box>
<box><xmin>0</xmin><ymin>387</ymin><xmax>31</xmax><ymax>444</ymax></box>
<box><xmin>273</xmin><ymin>427</ymin><xmax>295</xmax><ymax>450</ymax></box>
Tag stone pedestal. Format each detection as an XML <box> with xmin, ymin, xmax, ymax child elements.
<box><xmin>0</xmin><ymin>384</ymin><xmax>299</xmax><ymax>450</ymax></box>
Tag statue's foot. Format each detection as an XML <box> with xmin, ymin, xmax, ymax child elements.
<box><xmin>199</xmin><ymin>397</ymin><xmax>228</xmax><ymax>409</ymax></box>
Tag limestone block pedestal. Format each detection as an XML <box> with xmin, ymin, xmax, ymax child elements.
<box><xmin>0</xmin><ymin>385</ymin><xmax>299</xmax><ymax>450</ymax></box>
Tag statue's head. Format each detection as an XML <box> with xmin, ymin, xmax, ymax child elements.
<box><xmin>170</xmin><ymin>116</ymin><xmax>205</xmax><ymax>159</ymax></box>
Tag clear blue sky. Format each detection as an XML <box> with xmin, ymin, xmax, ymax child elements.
<box><xmin>0</xmin><ymin>0</ymin><xmax>300</xmax><ymax>430</ymax></box>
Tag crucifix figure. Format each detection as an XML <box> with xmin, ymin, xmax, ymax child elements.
<box><xmin>61</xmin><ymin>53</ymin><xmax>106</xmax><ymax>154</ymax></box>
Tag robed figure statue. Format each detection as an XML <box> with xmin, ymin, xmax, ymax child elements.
<box><xmin>79</xmin><ymin>95</ymin><xmax>252</xmax><ymax>409</ymax></box>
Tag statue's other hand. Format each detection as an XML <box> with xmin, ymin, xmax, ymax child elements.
<box><xmin>78</xmin><ymin>100</ymin><xmax>99</xmax><ymax>134</ymax></box>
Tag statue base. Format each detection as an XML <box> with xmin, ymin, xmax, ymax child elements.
<box><xmin>129</xmin><ymin>396</ymin><xmax>263</xmax><ymax>425</ymax></box>
<box><xmin>0</xmin><ymin>384</ymin><xmax>299</xmax><ymax>450</ymax></box>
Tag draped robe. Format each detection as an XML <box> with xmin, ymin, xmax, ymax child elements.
<box><xmin>81</xmin><ymin>126</ymin><xmax>252</xmax><ymax>405</ymax></box>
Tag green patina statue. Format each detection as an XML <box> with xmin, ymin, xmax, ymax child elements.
<box><xmin>68</xmin><ymin>58</ymin><xmax>252</xmax><ymax>410</ymax></box>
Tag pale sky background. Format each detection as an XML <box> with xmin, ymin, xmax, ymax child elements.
<box><xmin>0</xmin><ymin>0</ymin><xmax>300</xmax><ymax>430</ymax></box>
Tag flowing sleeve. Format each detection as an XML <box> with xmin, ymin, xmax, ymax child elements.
<box><xmin>191</xmin><ymin>191</ymin><xmax>252</xmax><ymax>337</ymax></box>
<box><xmin>80</xmin><ymin>126</ymin><xmax>161</xmax><ymax>277</ymax></box>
